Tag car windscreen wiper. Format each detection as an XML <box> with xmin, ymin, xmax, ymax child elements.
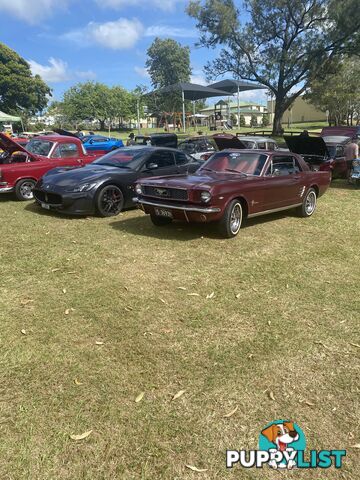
<box><xmin>200</xmin><ymin>167</ymin><xmax>217</xmax><ymax>173</ymax></box>
<box><xmin>224</xmin><ymin>168</ymin><xmax>248</xmax><ymax>176</ymax></box>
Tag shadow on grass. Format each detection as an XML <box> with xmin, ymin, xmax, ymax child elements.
<box><xmin>109</xmin><ymin>210</ymin><xmax>293</xmax><ymax>241</ymax></box>
<box><xmin>329</xmin><ymin>179</ymin><xmax>357</xmax><ymax>190</ymax></box>
<box><xmin>24</xmin><ymin>201</ymin><xmax>89</xmax><ymax>220</ymax></box>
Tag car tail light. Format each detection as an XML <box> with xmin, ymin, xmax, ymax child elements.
<box><xmin>0</xmin><ymin>169</ymin><xmax>2</xmax><ymax>180</ymax></box>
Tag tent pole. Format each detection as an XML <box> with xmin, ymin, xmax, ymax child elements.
<box><xmin>182</xmin><ymin>90</ymin><xmax>186</xmax><ymax>133</ymax></box>
<box><xmin>193</xmin><ymin>101</ymin><xmax>196</xmax><ymax>131</ymax></box>
<box><xmin>237</xmin><ymin>84</ymin><xmax>240</xmax><ymax>129</ymax></box>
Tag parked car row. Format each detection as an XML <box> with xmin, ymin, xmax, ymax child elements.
<box><xmin>0</xmin><ymin>132</ymin><xmax>333</xmax><ymax>238</ymax></box>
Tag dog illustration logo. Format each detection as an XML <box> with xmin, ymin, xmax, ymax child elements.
<box><xmin>259</xmin><ymin>420</ymin><xmax>305</xmax><ymax>469</ymax></box>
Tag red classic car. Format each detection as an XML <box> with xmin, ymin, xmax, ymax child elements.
<box><xmin>134</xmin><ymin>149</ymin><xmax>330</xmax><ymax>238</ymax></box>
<box><xmin>0</xmin><ymin>133</ymin><xmax>101</xmax><ymax>200</ymax></box>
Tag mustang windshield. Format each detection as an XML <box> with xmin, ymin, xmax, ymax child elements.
<box><xmin>94</xmin><ymin>148</ymin><xmax>147</xmax><ymax>169</ymax></box>
<box><xmin>200</xmin><ymin>152</ymin><xmax>268</xmax><ymax>176</ymax></box>
<box><xmin>26</xmin><ymin>140</ymin><xmax>54</xmax><ymax>156</ymax></box>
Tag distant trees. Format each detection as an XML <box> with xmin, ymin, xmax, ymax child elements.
<box><xmin>146</xmin><ymin>38</ymin><xmax>191</xmax><ymax>119</ymax></box>
<box><xmin>187</xmin><ymin>0</ymin><xmax>360</xmax><ymax>135</ymax></box>
<box><xmin>0</xmin><ymin>42</ymin><xmax>51</xmax><ymax>115</ymax></box>
<box><xmin>261</xmin><ymin>113</ymin><xmax>270</xmax><ymax>128</ymax></box>
<box><xmin>239</xmin><ymin>114</ymin><xmax>246</xmax><ymax>127</ymax></box>
<box><xmin>250</xmin><ymin>114</ymin><xmax>258</xmax><ymax>127</ymax></box>
<box><xmin>50</xmin><ymin>82</ymin><xmax>139</xmax><ymax>130</ymax></box>
<box><xmin>306</xmin><ymin>58</ymin><xmax>360</xmax><ymax>126</ymax></box>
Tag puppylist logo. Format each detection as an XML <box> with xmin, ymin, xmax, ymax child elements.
<box><xmin>226</xmin><ymin>420</ymin><xmax>346</xmax><ymax>470</ymax></box>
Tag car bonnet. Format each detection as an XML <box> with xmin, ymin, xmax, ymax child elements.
<box><xmin>0</xmin><ymin>132</ymin><xmax>37</xmax><ymax>159</ymax></box>
<box><xmin>284</xmin><ymin>135</ymin><xmax>330</xmax><ymax>157</ymax></box>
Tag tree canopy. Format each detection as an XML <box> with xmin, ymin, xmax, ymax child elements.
<box><xmin>0</xmin><ymin>42</ymin><xmax>51</xmax><ymax>115</ymax></box>
<box><xmin>187</xmin><ymin>0</ymin><xmax>360</xmax><ymax>133</ymax></box>
<box><xmin>146</xmin><ymin>38</ymin><xmax>191</xmax><ymax>117</ymax></box>
<box><xmin>306</xmin><ymin>58</ymin><xmax>360</xmax><ymax>126</ymax></box>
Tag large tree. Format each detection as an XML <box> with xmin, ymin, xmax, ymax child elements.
<box><xmin>306</xmin><ymin>58</ymin><xmax>360</xmax><ymax>126</ymax></box>
<box><xmin>187</xmin><ymin>0</ymin><xmax>360</xmax><ymax>134</ymax></box>
<box><xmin>0</xmin><ymin>42</ymin><xmax>51</xmax><ymax>115</ymax></box>
<box><xmin>62</xmin><ymin>82</ymin><xmax>113</xmax><ymax>130</ymax></box>
<box><xmin>145</xmin><ymin>38</ymin><xmax>191</xmax><ymax>119</ymax></box>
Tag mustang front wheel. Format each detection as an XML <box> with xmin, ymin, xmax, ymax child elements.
<box><xmin>15</xmin><ymin>179</ymin><xmax>36</xmax><ymax>201</ymax></box>
<box><xmin>297</xmin><ymin>188</ymin><xmax>317</xmax><ymax>217</ymax></box>
<box><xmin>96</xmin><ymin>185</ymin><xmax>124</xmax><ymax>217</ymax></box>
<box><xmin>218</xmin><ymin>199</ymin><xmax>243</xmax><ymax>238</ymax></box>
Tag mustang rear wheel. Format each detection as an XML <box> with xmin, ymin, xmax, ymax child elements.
<box><xmin>150</xmin><ymin>213</ymin><xmax>173</xmax><ymax>226</ymax></box>
<box><xmin>218</xmin><ymin>199</ymin><xmax>243</xmax><ymax>238</ymax></box>
<box><xmin>15</xmin><ymin>179</ymin><xmax>36</xmax><ymax>201</ymax></box>
<box><xmin>297</xmin><ymin>188</ymin><xmax>317</xmax><ymax>217</ymax></box>
<box><xmin>96</xmin><ymin>185</ymin><xmax>124</xmax><ymax>217</ymax></box>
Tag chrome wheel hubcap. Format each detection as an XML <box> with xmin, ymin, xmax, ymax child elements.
<box><xmin>230</xmin><ymin>203</ymin><xmax>242</xmax><ymax>234</ymax></box>
<box><xmin>305</xmin><ymin>191</ymin><xmax>316</xmax><ymax>215</ymax></box>
<box><xmin>20</xmin><ymin>182</ymin><xmax>34</xmax><ymax>199</ymax></box>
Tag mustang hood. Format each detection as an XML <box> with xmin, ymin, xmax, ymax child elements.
<box><xmin>0</xmin><ymin>132</ymin><xmax>36</xmax><ymax>159</ymax></box>
<box><xmin>284</xmin><ymin>135</ymin><xmax>330</xmax><ymax>157</ymax></box>
<box><xmin>212</xmin><ymin>134</ymin><xmax>246</xmax><ymax>150</ymax></box>
<box><xmin>142</xmin><ymin>172</ymin><xmax>249</xmax><ymax>189</ymax></box>
<box><xmin>42</xmin><ymin>165</ymin><xmax>129</xmax><ymax>188</ymax></box>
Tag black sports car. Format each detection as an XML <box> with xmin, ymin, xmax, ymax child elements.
<box><xmin>33</xmin><ymin>146</ymin><xmax>199</xmax><ymax>216</ymax></box>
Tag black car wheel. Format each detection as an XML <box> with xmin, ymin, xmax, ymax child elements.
<box><xmin>297</xmin><ymin>188</ymin><xmax>317</xmax><ymax>217</ymax></box>
<box><xmin>150</xmin><ymin>213</ymin><xmax>173</xmax><ymax>226</ymax></box>
<box><xmin>15</xmin><ymin>178</ymin><xmax>36</xmax><ymax>201</ymax></box>
<box><xmin>96</xmin><ymin>185</ymin><xmax>124</xmax><ymax>217</ymax></box>
<box><xmin>218</xmin><ymin>199</ymin><xmax>243</xmax><ymax>238</ymax></box>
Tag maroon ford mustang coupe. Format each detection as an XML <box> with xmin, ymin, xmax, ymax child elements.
<box><xmin>134</xmin><ymin>149</ymin><xmax>330</xmax><ymax>238</ymax></box>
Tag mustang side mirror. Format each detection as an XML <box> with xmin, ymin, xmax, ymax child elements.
<box><xmin>147</xmin><ymin>162</ymin><xmax>158</xmax><ymax>170</ymax></box>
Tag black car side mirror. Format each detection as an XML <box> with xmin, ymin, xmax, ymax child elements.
<box><xmin>147</xmin><ymin>162</ymin><xmax>158</xmax><ymax>170</ymax></box>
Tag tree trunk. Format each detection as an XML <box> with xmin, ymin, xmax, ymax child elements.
<box><xmin>272</xmin><ymin>98</ymin><xmax>285</xmax><ymax>135</ymax></box>
<box><xmin>99</xmin><ymin>119</ymin><xmax>105</xmax><ymax>130</ymax></box>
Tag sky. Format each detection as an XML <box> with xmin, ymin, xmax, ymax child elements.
<box><xmin>0</xmin><ymin>0</ymin><xmax>267</xmax><ymax>106</ymax></box>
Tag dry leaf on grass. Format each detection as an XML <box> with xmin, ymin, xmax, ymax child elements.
<box><xmin>69</xmin><ymin>430</ymin><xmax>92</xmax><ymax>441</ymax></box>
<box><xmin>51</xmin><ymin>268</ymin><xmax>61</xmax><ymax>272</ymax></box>
<box><xmin>350</xmin><ymin>443</ymin><xmax>360</xmax><ymax>449</ymax></box>
<box><xmin>159</xmin><ymin>298</ymin><xmax>167</xmax><ymax>304</ymax></box>
<box><xmin>172</xmin><ymin>390</ymin><xmax>185</xmax><ymax>401</ymax></box>
<box><xmin>314</xmin><ymin>341</ymin><xmax>331</xmax><ymax>350</ymax></box>
<box><xmin>95</xmin><ymin>341</ymin><xmax>104</xmax><ymax>345</ymax></box>
<box><xmin>305</xmin><ymin>400</ymin><xmax>315</xmax><ymax>407</ymax></box>
<box><xmin>135</xmin><ymin>392</ymin><xmax>145</xmax><ymax>403</ymax></box>
<box><xmin>187</xmin><ymin>293</ymin><xmax>200</xmax><ymax>297</ymax></box>
<box><xmin>268</xmin><ymin>391</ymin><xmax>275</xmax><ymax>401</ymax></box>
<box><xmin>64</xmin><ymin>309</ymin><xmax>70</xmax><ymax>315</ymax></box>
<box><xmin>177</xmin><ymin>287</ymin><xmax>186</xmax><ymax>290</ymax></box>
<box><xmin>185</xmin><ymin>465</ymin><xmax>208</xmax><ymax>472</ymax></box>
<box><xmin>21</xmin><ymin>329</ymin><xmax>26</xmax><ymax>335</ymax></box>
<box><xmin>62</xmin><ymin>288</ymin><xmax>67</xmax><ymax>294</ymax></box>
<box><xmin>20</xmin><ymin>299</ymin><xmax>34</xmax><ymax>305</ymax></box>
<box><xmin>223</xmin><ymin>405</ymin><xmax>238</xmax><ymax>418</ymax></box>
<box><xmin>74</xmin><ymin>378</ymin><xmax>83</xmax><ymax>385</ymax></box>
<box><xmin>235</xmin><ymin>293</ymin><xmax>241</xmax><ymax>299</ymax></box>
<box><xmin>206</xmin><ymin>292</ymin><xmax>215</xmax><ymax>299</ymax></box>
<box><xmin>350</xmin><ymin>343</ymin><xmax>360</xmax><ymax>349</ymax></box>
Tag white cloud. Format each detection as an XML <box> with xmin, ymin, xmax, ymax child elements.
<box><xmin>145</xmin><ymin>25</ymin><xmax>197</xmax><ymax>38</ymax></box>
<box><xmin>0</xmin><ymin>0</ymin><xmax>69</xmax><ymax>24</ymax></box>
<box><xmin>28</xmin><ymin>57</ymin><xmax>96</xmax><ymax>83</ymax></box>
<box><xmin>63</xmin><ymin>18</ymin><xmax>143</xmax><ymax>50</ymax></box>
<box><xmin>239</xmin><ymin>89</ymin><xmax>268</xmax><ymax>103</ymax></box>
<box><xmin>134</xmin><ymin>66</ymin><xmax>150</xmax><ymax>78</ymax></box>
<box><xmin>96</xmin><ymin>0</ymin><xmax>184</xmax><ymax>12</ymax></box>
<box><xmin>190</xmin><ymin>73</ymin><xmax>207</xmax><ymax>86</ymax></box>
<box><xmin>28</xmin><ymin>58</ymin><xmax>70</xmax><ymax>83</ymax></box>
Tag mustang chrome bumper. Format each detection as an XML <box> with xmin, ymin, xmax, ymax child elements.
<box><xmin>133</xmin><ymin>197</ymin><xmax>221</xmax><ymax>213</ymax></box>
<box><xmin>0</xmin><ymin>186</ymin><xmax>14</xmax><ymax>193</ymax></box>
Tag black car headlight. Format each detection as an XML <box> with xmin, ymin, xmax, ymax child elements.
<box><xmin>200</xmin><ymin>191</ymin><xmax>211</xmax><ymax>203</ymax></box>
<box><xmin>71</xmin><ymin>183</ymin><xmax>97</xmax><ymax>193</ymax></box>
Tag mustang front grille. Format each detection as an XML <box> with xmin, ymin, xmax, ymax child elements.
<box><xmin>142</xmin><ymin>185</ymin><xmax>188</xmax><ymax>201</ymax></box>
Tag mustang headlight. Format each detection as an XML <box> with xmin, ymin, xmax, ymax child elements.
<box><xmin>200</xmin><ymin>191</ymin><xmax>211</xmax><ymax>203</ymax></box>
<box><xmin>72</xmin><ymin>183</ymin><xmax>96</xmax><ymax>193</ymax></box>
<box><xmin>135</xmin><ymin>183</ymin><xmax>142</xmax><ymax>195</ymax></box>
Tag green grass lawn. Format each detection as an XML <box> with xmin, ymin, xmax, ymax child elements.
<box><xmin>0</xmin><ymin>180</ymin><xmax>359</xmax><ymax>479</ymax></box>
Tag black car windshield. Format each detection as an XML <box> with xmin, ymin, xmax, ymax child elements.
<box><xmin>199</xmin><ymin>152</ymin><xmax>268</xmax><ymax>176</ymax></box>
<box><xmin>26</xmin><ymin>140</ymin><xmax>54</xmax><ymax>156</ymax></box>
<box><xmin>93</xmin><ymin>148</ymin><xmax>147</xmax><ymax>169</ymax></box>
